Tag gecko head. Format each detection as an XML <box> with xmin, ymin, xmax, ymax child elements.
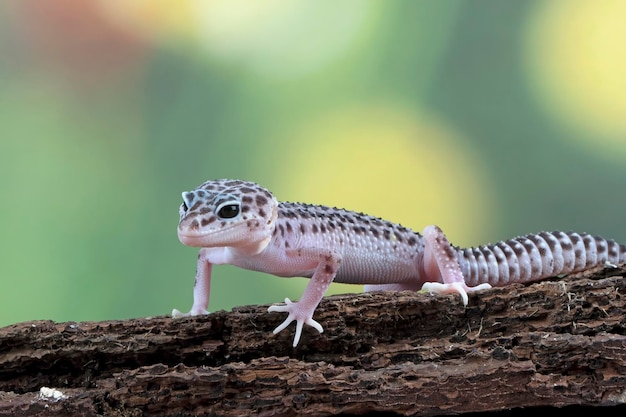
<box><xmin>177</xmin><ymin>179</ymin><xmax>278</xmax><ymax>251</ymax></box>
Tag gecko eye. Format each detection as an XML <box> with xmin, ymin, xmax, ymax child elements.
<box><xmin>217</xmin><ymin>202</ymin><xmax>240</xmax><ymax>219</ymax></box>
<box><xmin>181</xmin><ymin>202</ymin><xmax>189</xmax><ymax>213</ymax></box>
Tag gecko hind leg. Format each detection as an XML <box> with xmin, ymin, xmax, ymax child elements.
<box><xmin>420</xmin><ymin>225</ymin><xmax>491</xmax><ymax>305</ymax></box>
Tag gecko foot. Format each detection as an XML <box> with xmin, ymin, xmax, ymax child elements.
<box><xmin>268</xmin><ymin>298</ymin><xmax>324</xmax><ymax>347</ymax></box>
<box><xmin>421</xmin><ymin>282</ymin><xmax>492</xmax><ymax>306</ymax></box>
<box><xmin>171</xmin><ymin>307</ymin><xmax>210</xmax><ymax>318</ymax></box>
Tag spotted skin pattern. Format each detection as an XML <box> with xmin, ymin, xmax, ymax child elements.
<box><xmin>174</xmin><ymin>179</ymin><xmax>626</xmax><ymax>347</ymax></box>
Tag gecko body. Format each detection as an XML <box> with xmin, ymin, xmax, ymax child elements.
<box><xmin>174</xmin><ymin>179</ymin><xmax>626</xmax><ymax>346</ymax></box>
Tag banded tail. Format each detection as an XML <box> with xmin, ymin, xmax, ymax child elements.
<box><xmin>459</xmin><ymin>231</ymin><xmax>626</xmax><ymax>287</ymax></box>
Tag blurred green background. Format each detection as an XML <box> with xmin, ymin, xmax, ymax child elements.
<box><xmin>2</xmin><ymin>0</ymin><xmax>626</xmax><ymax>327</ymax></box>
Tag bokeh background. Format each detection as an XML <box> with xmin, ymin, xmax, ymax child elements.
<box><xmin>2</xmin><ymin>0</ymin><xmax>626</xmax><ymax>327</ymax></box>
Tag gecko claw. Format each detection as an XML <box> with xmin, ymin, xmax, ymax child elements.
<box><xmin>268</xmin><ymin>298</ymin><xmax>324</xmax><ymax>347</ymax></box>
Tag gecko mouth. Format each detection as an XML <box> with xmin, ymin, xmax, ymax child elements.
<box><xmin>177</xmin><ymin>225</ymin><xmax>240</xmax><ymax>246</ymax></box>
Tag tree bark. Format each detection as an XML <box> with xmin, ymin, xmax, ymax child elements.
<box><xmin>2</xmin><ymin>265</ymin><xmax>626</xmax><ymax>416</ymax></box>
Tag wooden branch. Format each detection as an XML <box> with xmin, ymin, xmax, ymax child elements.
<box><xmin>2</xmin><ymin>265</ymin><xmax>626</xmax><ymax>416</ymax></box>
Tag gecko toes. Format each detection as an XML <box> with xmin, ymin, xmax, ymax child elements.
<box><xmin>267</xmin><ymin>298</ymin><xmax>323</xmax><ymax>347</ymax></box>
<box><xmin>305</xmin><ymin>318</ymin><xmax>324</xmax><ymax>334</ymax></box>
<box><xmin>422</xmin><ymin>281</ymin><xmax>492</xmax><ymax>306</ymax></box>
<box><xmin>171</xmin><ymin>307</ymin><xmax>210</xmax><ymax>318</ymax></box>
<box><xmin>422</xmin><ymin>282</ymin><xmax>469</xmax><ymax>305</ymax></box>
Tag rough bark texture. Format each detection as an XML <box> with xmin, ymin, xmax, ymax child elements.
<box><xmin>2</xmin><ymin>265</ymin><xmax>626</xmax><ymax>416</ymax></box>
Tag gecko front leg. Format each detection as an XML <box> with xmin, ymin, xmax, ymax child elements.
<box><xmin>420</xmin><ymin>225</ymin><xmax>491</xmax><ymax>305</ymax></box>
<box><xmin>268</xmin><ymin>249</ymin><xmax>341</xmax><ymax>347</ymax></box>
<box><xmin>172</xmin><ymin>248</ymin><xmax>213</xmax><ymax>317</ymax></box>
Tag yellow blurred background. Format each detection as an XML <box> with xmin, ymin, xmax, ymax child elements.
<box><xmin>1</xmin><ymin>0</ymin><xmax>625</xmax><ymax>326</ymax></box>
